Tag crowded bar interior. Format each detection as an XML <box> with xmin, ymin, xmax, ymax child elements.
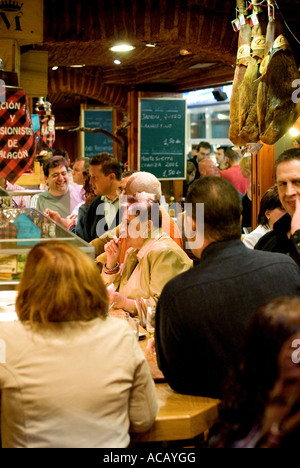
<box><xmin>0</xmin><ymin>0</ymin><xmax>300</xmax><ymax>452</ymax></box>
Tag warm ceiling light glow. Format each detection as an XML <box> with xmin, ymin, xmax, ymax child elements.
<box><xmin>290</xmin><ymin>127</ymin><xmax>300</xmax><ymax>137</ymax></box>
<box><xmin>180</xmin><ymin>49</ymin><xmax>192</xmax><ymax>56</ymax></box>
<box><xmin>146</xmin><ymin>43</ymin><xmax>156</xmax><ymax>48</ymax></box>
<box><xmin>114</xmin><ymin>60</ymin><xmax>121</xmax><ymax>65</ymax></box>
<box><xmin>110</xmin><ymin>44</ymin><xmax>135</xmax><ymax>52</ymax></box>
<box><xmin>70</xmin><ymin>64</ymin><xmax>86</xmax><ymax>68</ymax></box>
<box><xmin>52</xmin><ymin>66</ymin><xmax>58</xmax><ymax>71</ymax></box>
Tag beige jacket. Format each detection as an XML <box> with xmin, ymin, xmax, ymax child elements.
<box><xmin>101</xmin><ymin>232</ymin><xmax>193</xmax><ymax>309</ymax></box>
<box><xmin>0</xmin><ymin>317</ymin><xmax>158</xmax><ymax>448</ymax></box>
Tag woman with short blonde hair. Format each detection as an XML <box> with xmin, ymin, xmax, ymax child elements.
<box><xmin>16</xmin><ymin>241</ymin><xmax>109</xmax><ymax>324</ymax></box>
<box><xmin>0</xmin><ymin>241</ymin><xmax>157</xmax><ymax>448</ymax></box>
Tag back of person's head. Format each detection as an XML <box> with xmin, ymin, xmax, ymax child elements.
<box><xmin>240</xmin><ymin>155</ymin><xmax>252</xmax><ymax>173</ymax></box>
<box><xmin>187</xmin><ymin>161</ymin><xmax>195</xmax><ymax>175</ymax></box>
<box><xmin>257</xmin><ymin>331</ymin><xmax>300</xmax><ymax>448</ymax></box>
<box><xmin>43</xmin><ymin>155</ymin><xmax>68</xmax><ymax>178</ymax></box>
<box><xmin>186</xmin><ymin>176</ymin><xmax>242</xmax><ymax>241</ymax></box>
<box><xmin>16</xmin><ymin>241</ymin><xmax>109</xmax><ymax>324</ymax></box>
<box><xmin>225</xmin><ymin>147</ymin><xmax>241</xmax><ymax>163</ymax></box>
<box><xmin>215</xmin><ymin>297</ymin><xmax>300</xmax><ymax>448</ymax></box>
<box><xmin>197</xmin><ymin>141</ymin><xmax>211</xmax><ymax>152</ymax></box>
<box><xmin>258</xmin><ymin>185</ymin><xmax>283</xmax><ymax>226</ymax></box>
<box><xmin>126</xmin><ymin>172</ymin><xmax>162</xmax><ymax>202</ymax></box>
<box><xmin>276</xmin><ymin>148</ymin><xmax>300</xmax><ymax>170</ymax></box>
<box><xmin>90</xmin><ymin>153</ymin><xmax>122</xmax><ymax>181</ymax></box>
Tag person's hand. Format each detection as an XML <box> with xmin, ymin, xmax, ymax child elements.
<box><xmin>146</xmin><ymin>338</ymin><xmax>156</xmax><ymax>355</ymax></box>
<box><xmin>44</xmin><ymin>209</ymin><xmax>65</xmax><ymax>225</ymax></box>
<box><xmin>104</xmin><ymin>236</ymin><xmax>122</xmax><ymax>269</ymax></box>
<box><xmin>108</xmin><ymin>291</ymin><xmax>127</xmax><ymax>309</ymax></box>
<box><xmin>291</xmin><ymin>198</ymin><xmax>300</xmax><ymax>235</ymax></box>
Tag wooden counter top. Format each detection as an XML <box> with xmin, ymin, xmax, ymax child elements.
<box><xmin>134</xmin><ymin>383</ymin><xmax>220</xmax><ymax>443</ymax></box>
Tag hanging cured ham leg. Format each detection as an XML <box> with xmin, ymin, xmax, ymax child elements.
<box><xmin>239</xmin><ymin>0</ymin><xmax>266</xmax><ymax>142</ymax></box>
<box><xmin>229</xmin><ymin>0</ymin><xmax>252</xmax><ymax>145</ymax></box>
<box><xmin>257</xmin><ymin>0</ymin><xmax>300</xmax><ymax>145</ymax></box>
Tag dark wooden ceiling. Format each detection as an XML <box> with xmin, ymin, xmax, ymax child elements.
<box><xmin>33</xmin><ymin>0</ymin><xmax>300</xmax><ymax>125</ymax></box>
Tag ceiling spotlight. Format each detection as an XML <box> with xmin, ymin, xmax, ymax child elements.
<box><xmin>146</xmin><ymin>43</ymin><xmax>156</xmax><ymax>48</ymax></box>
<box><xmin>180</xmin><ymin>49</ymin><xmax>192</xmax><ymax>56</ymax></box>
<box><xmin>290</xmin><ymin>127</ymin><xmax>300</xmax><ymax>138</ymax></box>
<box><xmin>114</xmin><ymin>60</ymin><xmax>121</xmax><ymax>65</ymax></box>
<box><xmin>110</xmin><ymin>44</ymin><xmax>135</xmax><ymax>52</ymax></box>
<box><xmin>52</xmin><ymin>66</ymin><xmax>58</xmax><ymax>71</ymax></box>
<box><xmin>70</xmin><ymin>64</ymin><xmax>86</xmax><ymax>68</ymax></box>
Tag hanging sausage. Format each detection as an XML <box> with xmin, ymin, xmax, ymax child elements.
<box><xmin>257</xmin><ymin>0</ymin><xmax>300</xmax><ymax>145</ymax></box>
<box><xmin>229</xmin><ymin>0</ymin><xmax>252</xmax><ymax>146</ymax></box>
<box><xmin>239</xmin><ymin>0</ymin><xmax>266</xmax><ymax>142</ymax></box>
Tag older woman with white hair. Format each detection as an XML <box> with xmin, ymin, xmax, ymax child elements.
<box><xmin>101</xmin><ymin>193</ymin><xmax>192</xmax><ymax>319</ymax></box>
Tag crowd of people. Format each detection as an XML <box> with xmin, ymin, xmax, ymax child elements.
<box><xmin>1</xmin><ymin>145</ymin><xmax>300</xmax><ymax>448</ymax></box>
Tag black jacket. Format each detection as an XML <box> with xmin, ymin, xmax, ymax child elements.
<box><xmin>255</xmin><ymin>213</ymin><xmax>300</xmax><ymax>267</ymax></box>
<box><xmin>82</xmin><ymin>196</ymin><xmax>120</xmax><ymax>243</ymax></box>
<box><xmin>155</xmin><ymin>239</ymin><xmax>300</xmax><ymax>399</ymax></box>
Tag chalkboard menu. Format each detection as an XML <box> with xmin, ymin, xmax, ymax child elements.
<box><xmin>139</xmin><ymin>99</ymin><xmax>186</xmax><ymax>180</ymax></box>
<box><xmin>82</xmin><ymin>109</ymin><xmax>113</xmax><ymax>158</ymax></box>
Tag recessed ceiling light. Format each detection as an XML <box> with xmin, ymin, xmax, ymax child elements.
<box><xmin>180</xmin><ymin>49</ymin><xmax>192</xmax><ymax>56</ymax></box>
<box><xmin>290</xmin><ymin>127</ymin><xmax>300</xmax><ymax>138</ymax></box>
<box><xmin>70</xmin><ymin>64</ymin><xmax>86</xmax><ymax>68</ymax></box>
<box><xmin>114</xmin><ymin>60</ymin><xmax>121</xmax><ymax>65</ymax></box>
<box><xmin>146</xmin><ymin>43</ymin><xmax>156</xmax><ymax>48</ymax></box>
<box><xmin>110</xmin><ymin>44</ymin><xmax>135</xmax><ymax>52</ymax></box>
<box><xmin>52</xmin><ymin>66</ymin><xmax>58</xmax><ymax>71</ymax></box>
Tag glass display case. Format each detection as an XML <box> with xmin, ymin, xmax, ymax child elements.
<box><xmin>0</xmin><ymin>208</ymin><xmax>95</xmax><ymax>290</ymax></box>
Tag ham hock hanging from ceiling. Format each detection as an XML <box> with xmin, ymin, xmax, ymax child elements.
<box><xmin>229</xmin><ymin>0</ymin><xmax>300</xmax><ymax>146</ymax></box>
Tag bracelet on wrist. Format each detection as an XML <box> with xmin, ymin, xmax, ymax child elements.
<box><xmin>103</xmin><ymin>263</ymin><xmax>120</xmax><ymax>274</ymax></box>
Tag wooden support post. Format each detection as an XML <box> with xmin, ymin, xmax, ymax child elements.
<box><xmin>252</xmin><ymin>144</ymin><xmax>275</xmax><ymax>229</ymax></box>
<box><xmin>173</xmin><ymin>180</ymin><xmax>184</xmax><ymax>201</ymax></box>
<box><xmin>127</xmin><ymin>90</ymin><xmax>140</xmax><ymax>171</ymax></box>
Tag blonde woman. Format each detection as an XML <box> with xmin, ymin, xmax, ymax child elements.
<box><xmin>0</xmin><ymin>241</ymin><xmax>157</xmax><ymax>448</ymax></box>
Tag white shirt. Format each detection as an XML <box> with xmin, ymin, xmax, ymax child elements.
<box><xmin>243</xmin><ymin>224</ymin><xmax>270</xmax><ymax>249</ymax></box>
<box><xmin>101</xmin><ymin>195</ymin><xmax>119</xmax><ymax>228</ymax></box>
<box><xmin>0</xmin><ymin>317</ymin><xmax>158</xmax><ymax>448</ymax></box>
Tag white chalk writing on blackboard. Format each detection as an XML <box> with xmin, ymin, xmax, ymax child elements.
<box><xmin>139</xmin><ymin>99</ymin><xmax>186</xmax><ymax>180</ymax></box>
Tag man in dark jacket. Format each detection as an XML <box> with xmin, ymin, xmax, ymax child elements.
<box><xmin>84</xmin><ymin>153</ymin><xmax>122</xmax><ymax>243</ymax></box>
<box><xmin>155</xmin><ymin>177</ymin><xmax>300</xmax><ymax>399</ymax></box>
<box><xmin>255</xmin><ymin>149</ymin><xmax>300</xmax><ymax>266</ymax></box>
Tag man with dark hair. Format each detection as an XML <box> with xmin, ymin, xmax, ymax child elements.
<box><xmin>215</xmin><ymin>145</ymin><xmax>229</xmax><ymax>170</ymax></box>
<box><xmin>155</xmin><ymin>176</ymin><xmax>300</xmax><ymax>398</ymax></box>
<box><xmin>83</xmin><ymin>153</ymin><xmax>122</xmax><ymax>242</ymax></box>
<box><xmin>255</xmin><ymin>149</ymin><xmax>300</xmax><ymax>266</ymax></box>
<box><xmin>31</xmin><ymin>155</ymin><xmax>84</xmax><ymax>217</ymax></box>
<box><xmin>191</xmin><ymin>141</ymin><xmax>212</xmax><ymax>180</ymax></box>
